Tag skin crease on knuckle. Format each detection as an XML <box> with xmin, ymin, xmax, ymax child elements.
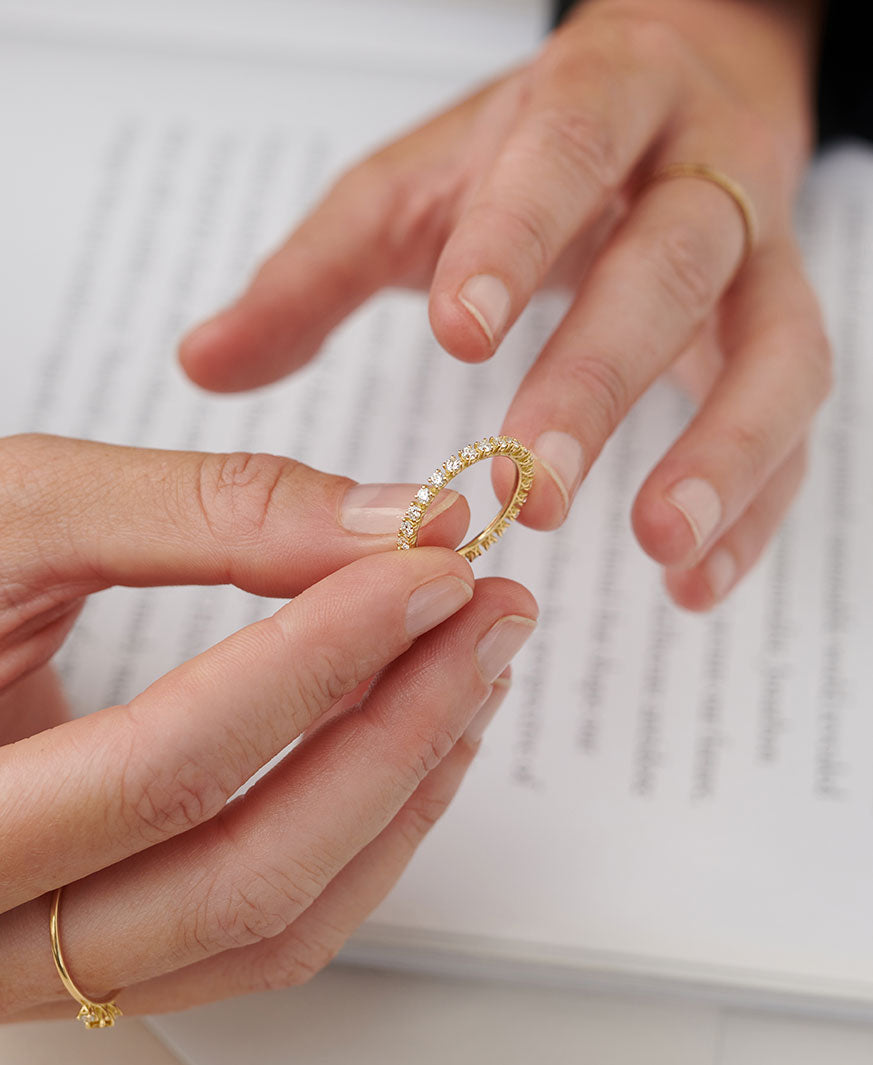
<box><xmin>339</xmin><ymin>720</ymin><xmax>457</xmax><ymax>825</ymax></box>
<box><xmin>404</xmin><ymin>727</ymin><xmax>458</xmax><ymax>792</ymax></box>
<box><xmin>191</xmin><ymin>451</ymin><xmax>302</xmax><ymax>545</ymax></box>
<box><xmin>252</xmin><ymin>939</ymin><xmax>328</xmax><ymax>993</ymax></box>
<box><xmin>723</xmin><ymin>417</ymin><xmax>780</xmax><ymax>482</ymax></box>
<box><xmin>283</xmin><ymin>636</ymin><xmax>373</xmax><ymax>724</ymax></box>
<box><xmin>463</xmin><ymin>196</ymin><xmax>554</xmax><ymax>284</ymax></box>
<box><xmin>114</xmin><ymin>721</ymin><xmax>236</xmax><ymax>848</ymax></box>
<box><xmin>194</xmin><ymin>872</ymin><xmax>299</xmax><ymax>955</ymax></box>
<box><xmin>653</xmin><ymin>222</ymin><xmax>721</xmax><ymax>319</ymax></box>
<box><xmin>250</xmin><ymin>920</ymin><xmax>347</xmax><ymax>994</ymax></box>
<box><xmin>518</xmin><ymin>101</ymin><xmax>623</xmax><ymax>208</ymax></box>
<box><xmin>522</xmin><ymin>35</ymin><xmax>630</xmax><ymax>207</ymax></box>
<box><xmin>361</xmin><ymin>643</ymin><xmax>484</xmax><ymax>797</ymax></box>
<box><xmin>177</xmin><ymin>819</ymin><xmax>338</xmax><ymax>958</ymax></box>
<box><xmin>0</xmin><ymin>598</ymin><xmax>83</xmax><ymax>692</ymax></box>
<box><xmin>556</xmin><ymin>347</ymin><xmax>632</xmax><ymax>447</ymax></box>
<box><xmin>392</xmin><ymin>787</ymin><xmax>455</xmax><ymax>853</ymax></box>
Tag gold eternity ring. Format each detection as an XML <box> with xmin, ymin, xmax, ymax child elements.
<box><xmin>397</xmin><ymin>436</ymin><xmax>535</xmax><ymax>562</ymax></box>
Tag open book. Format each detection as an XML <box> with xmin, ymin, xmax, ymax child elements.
<box><xmin>2</xmin><ymin>0</ymin><xmax>872</xmax><ymax>1024</ymax></box>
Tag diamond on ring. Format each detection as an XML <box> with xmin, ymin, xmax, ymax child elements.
<box><xmin>397</xmin><ymin>435</ymin><xmax>535</xmax><ymax>562</ymax></box>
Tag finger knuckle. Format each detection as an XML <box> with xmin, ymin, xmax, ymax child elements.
<box><xmin>562</xmin><ymin>351</ymin><xmax>631</xmax><ymax>436</ymax></box>
<box><xmin>466</xmin><ymin>197</ymin><xmax>553</xmax><ymax>278</ymax></box>
<box><xmin>283</xmin><ymin>636</ymin><xmax>364</xmax><ymax>721</ymax></box>
<box><xmin>365</xmin><ymin>699</ymin><xmax>458</xmax><ymax>804</ymax></box>
<box><xmin>533</xmin><ymin>105</ymin><xmax>622</xmax><ymax>198</ymax></box>
<box><xmin>205</xmin><ymin>878</ymin><xmax>293</xmax><ymax>952</ymax></box>
<box><xmin>379</xmin><ymin>725</ymin><xmax>457</xmax><ymax>805</ymax></box>
<box><xmin>395</xmin><ymin>789</ymin><xmax>454</xmax><ymax>850</ymax></box>
<box><xmin>726</xmin><ymin>419</ymin><xmax>773</xmax><ymax>475</ymax></box>
<box><xmin>223</xmin><ymin>858</ymin><xmax>331</xmax><ymax>945</ymax></box>
<box><xmin>648</xmin><ymin>224</ymin><xmax>718</xmax><ymax>317</ymax></box>
<box><xmin>179</xmin><ymin>871</ymin><xmax>262</xmax><ymax>957</ymax></box>
<box><xmin>253</xmin><ymin>925</ymin><xmax>343</xmax><ymax>992</ymax></box>
<box><xmin>193</xmin><ymin>451</ymin><xmax>297</xmax><ymax>544</ymax></box>
<box><xmin>122</xmin><ymin>747</ymin><xmax>230</xmax><ymax>844</ymax></box>
<box><xmin>408</xmin><ymin>727</ymin><xmax>457</xmax><ymax>786</ymax></box>
<box><xmin>185</xmin><ymin>837</ymin><xmax>337</xmax><ymax>954</ymax></box>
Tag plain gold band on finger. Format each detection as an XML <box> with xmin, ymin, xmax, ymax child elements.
<box><xmin>49</xmin><ymin>886</ymin><xmax>123</xmax><ymax>1028</ymax></box>
<box><xmin>648</xmin><ymin>162</ymin><xmax>758</xmax><ymax>263</ymax></box>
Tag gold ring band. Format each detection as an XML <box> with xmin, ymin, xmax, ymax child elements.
<box><xmin>649</xmin><ymin>162</ymin><xmax>758</xmax><ymax>261</ymax></box>
<box><xmin>397</xmin><ymin>436</ymin><xmax>534</xmax><ymax>562</ymax></box>
<box><xmin>50</xmin><ymin>887</ymin><xmax>123</xmax><ymax>1028</ymax></box>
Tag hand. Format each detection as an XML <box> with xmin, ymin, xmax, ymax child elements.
<box><xmin>181</xmin><ymin>0</ymin><xmax>831</xmax><ymax>612</ymax></box>
<box><xmin>0</xmin><ymin>434</ymin><xmax>536</xmax><ymax>1020</ymax></box>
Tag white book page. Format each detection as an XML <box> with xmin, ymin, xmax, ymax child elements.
<box><xmin>0</xmin><ymin>0</ymin><xmax>545</xmax><ymax>76</ymax></box>
<box><xmin>2</xmin><ymin>9</ymin><xmax>873</xmax><ymax>1015</ymax></box>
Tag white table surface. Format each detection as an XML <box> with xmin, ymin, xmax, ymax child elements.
<box><xmin>5</xmin><ymin>963</ymin><xmax>873</xmax><ymax>1065</ymax></box>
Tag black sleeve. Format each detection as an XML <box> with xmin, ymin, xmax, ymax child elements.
<box><xmin>551</xmin><ymin>1</ymin><xmax>873</xmax><ymax>146</ymax></box>
<box><xmin>552</xmin><ymin>0</ymin><xmax>576</xmax><ymax>22</ymax></box>
<box><xmin>816</xmin><ymin>2</ymin><xmax>873</xmax><ymax>144</ymax></box>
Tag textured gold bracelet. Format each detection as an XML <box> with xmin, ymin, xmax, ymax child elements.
<box><xmin>397</xmin><ymin>436</ymin><xmax>534</xmax><ymax>562</ymax></box>
<box><xmin>50</xmin><ymin>887</ymin><xmax>123</xmax><ymax>1028</ymax></box>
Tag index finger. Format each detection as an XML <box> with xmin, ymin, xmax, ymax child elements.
<box><xmin>428</xmin><ymin>17</ymin><xmax>682</xmax><ymax>360</ymax></box>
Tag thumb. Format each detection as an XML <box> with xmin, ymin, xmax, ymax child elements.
<box><xmin>1</xmin><ymin>434</ymin><xmax>470</xmax><ymax>599</ymax></box>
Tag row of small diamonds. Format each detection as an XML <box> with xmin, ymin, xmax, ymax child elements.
<box><xmin>396</xmin><ymin>436</ymin><xmax>523</xmax><ymax>550</ymax></box>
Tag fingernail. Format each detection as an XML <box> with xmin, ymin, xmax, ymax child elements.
<box><xmin>666</xmin><ymin>477</ymin><xmax>723</xmax><ymax>549</ymax></box>
<box><xmin>704</xmin><ymin>547</ymin><xmax>736</xmax><ymax>599</ymax></box>
<box><xmin>182</xmin><ymin>312</ymin><xmax>229</xmax><ymax>356</ymax></box>
<box><xmin>532</xmin><ymin>431</ymin><xmax>585</xmax><ymax>512</ymax></box>
<box><xmin>406</xmin><ymin>575</ymin><xmax>473</xmax><ymax>639</ymax></box>
<box><xmin>463</xmin><ymin>677</ymin><xmax>511</xmax><ymax>745</ymax></box>
<box><xmin>475</xmin><ymin>615</ymin><xmax>537</xmax><ymax>684</ymax></box>
<box><xmin>341</xmin><ymin>483</ymin><xmax>459</xmax><ymax>535</ymax></box>
<box><xmin>458</xmin><ymin>274</ymin><xmax>512</xmax><ymax>346</ymax></box>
